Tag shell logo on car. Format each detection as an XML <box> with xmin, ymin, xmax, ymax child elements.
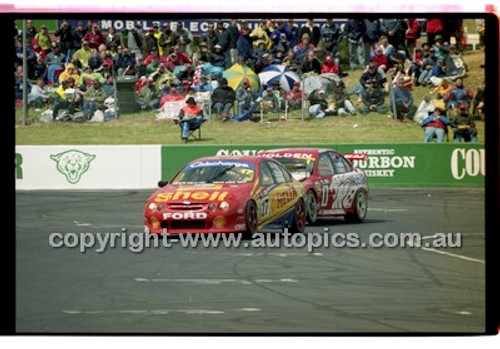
<box><xmin>154</xmin><ymin>191</ymin><xmax>229</xmax><ymax>202</ymax></box>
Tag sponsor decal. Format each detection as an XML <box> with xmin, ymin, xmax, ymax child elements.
<box><xmin>351</xmin><ymin>148</ymin><xmax>415</xmax><ymax>178</ymax></box>
<box><xmin>155</xmin><ymin>191</ymin><xmax>229</xmax><ymax>202</ymax></box>
<box><xmin>216</xmin><ymin>149</ymin><xmax>263</xmax><ymax>156</ymax></box>
<box><xmin>189</xmin><ymin>160</ymin><xmax>254</xmax><ymax>169</ymax></box>
<box><xmin>258</xmin><ymin>152</ymin><xmax>313</xmax><ymax>159</ymax></box>
<box><xmin>50</xmin><ymin>149</ymin><xmax>96</xmax><ymax>184</ymax></box>
<box><xmin>275</xmin><ymin>188</ymin><xmax>297</xmax><ymax>209</ymax></box>
<box><xmin>163</xmin><ymin>212</ymin><xmax>208</xmax><ymax>220</ymax></box>
<box><xmin>450</xmin><ymin>148</ymin><xmax>485</xmax><ymax>180</ymax></box>
<box><xmin>343</xmin><ymin>153</ymin><xmax>367</xmax><ymax>161</ymax></box>
<box><xmin>15</xmin><ymin>153</ymin><xmax>23</xmax><ymax>179</ymax></box>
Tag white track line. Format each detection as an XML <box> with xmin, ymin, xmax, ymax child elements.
<box><xmin>419</xmin><ymin>247</ymin><xmax>485</xmax><ymax>264</ymax></box>
<box><xmin>134</xmin><ymin>278</ymin><xmax>298</xmax><ymax>284</ymax></box>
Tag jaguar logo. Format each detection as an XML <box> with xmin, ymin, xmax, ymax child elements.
<box><xmin>50</xmin><ymin>149</ymin><xmax>96</xmax><ymax>184</ymax></box>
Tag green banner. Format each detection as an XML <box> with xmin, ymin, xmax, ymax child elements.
<box><xmin>161</xmin><ymin>143</ymin><xmax>485</xmax><ymax>187</ymax></box>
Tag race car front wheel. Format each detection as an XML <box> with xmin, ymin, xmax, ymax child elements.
<box><xmin>289</xmin><ymin>199</ymin><xmax>306</xmax><ymax>234</ymax></box>
<box><xmin>344</xmin><ymin>190</ymin><xmax>367</xmax><ymax>223</ymax></box>
<box><xmin>306</xmin><ymin>190</ymin><xmax>318</xmax><ymax>225</ymax></box>
<box><xmin>244</xmin><ymin>200</ymin><xmax>258</xmax><ymax>239</ymax></box>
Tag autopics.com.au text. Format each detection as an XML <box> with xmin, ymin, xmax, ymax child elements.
<box><xmin>48</xmin><ymin>230</ymin><xmax>462</xmax><ymax>254</ymax></box>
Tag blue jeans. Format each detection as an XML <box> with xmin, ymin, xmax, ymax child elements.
<box><xmin>363</xmin><ymin>105</ymin><xmax>385</xmax><ymax>114</ymax></box>
<box><xmin>418</xmin><ymin>69</ymin><xmax>432</xmax><ymax>85</ymax></box>
<box><xmin>83</xmin><ymin>101</ymin><xmax>96</xmax><ymax>118</ymax></box>
<box><xmin>238</xmin><ymin>101</ymin><xmax>255</xmax><ymax>115</ymax></box>
<box><xmin>47</xmin><ymin>65</ymin><xmax>64</xmax><ymax>84</ymax></box>
<box><xmin>454</xmin><ymin>133</ymin><xmax>477</xmax><ymax>143</ymax></box>
<box><xmin>180</xmin><ymin>116</ymin><xmax>203</xmax><ymax>139</ymax></box>
<box><xmin>424</xmin><ymin>127</ymin><xmax>446</xmax><ymax>143</ymax></box>
<box><xmin>213</xmin><ymin>102</ymin><xmax>233</xmax><ymax>117</ymax></box>
<box><xmin>309</xmin><ymin>104</ymin><xmax>325</xmax><ymax>118</ymax></box>
<box><xmin>348</xmin><ymin>40</ymin><xmax>365</xmax><ymax>69</ymax></box>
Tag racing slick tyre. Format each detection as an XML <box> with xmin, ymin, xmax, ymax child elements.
<box><xmin>243</xmin><ymin>200</ymin><xmax>259</xmax><ymax>239</ymax></box>
<box><xmin>344</xmin><ymin>189</ymin><xmax>368</xmax><ymax>223</ymax></box>
<box><xmin>305</xmin><ymin>190</ymin><xmax>318</xmax><ymax>225</ymax></box>
<box><xmin>288</xmin><ymin>199</ymin><xmax>307</xmax><ymax>234</ymax></box>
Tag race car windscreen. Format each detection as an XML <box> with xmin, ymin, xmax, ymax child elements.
<box><xmin>171</xmin><ymin>160</ymin><xmax>256</xmax><ymax>184</ymax></box>
<box><xmin>273</xmin><ymin>158</ymin><xmax>315</xmax><ymax>181</ymax></box>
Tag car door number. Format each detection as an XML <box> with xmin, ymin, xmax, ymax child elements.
<box><xmin>321</xmin><ymin>184</ymin><xmax>329</xmax><ymax>207</ymax></box>
<box><xmin>260</xmin><ymin>197</ymin><xmax>270</xmax><ymax>218</ymax></box>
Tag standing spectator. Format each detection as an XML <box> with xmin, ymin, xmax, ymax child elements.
<box><xmin>228</xmin><ymin>19</ymin><xmax>240</xmax><ymax>65</ymax></box>
<box><xmin>286</xmin><ymin>19</ymin><xmax>300</xmax><ymax>47</ymax></box>
<box><xmin>422</xmin><ymin>107</ymin><xmax>451</xmax><ymax>143</ymax></box>
<box><xmin>285</xmin><ymin>81</ymin><xmax>303</xmax><ymax>110</ymax></box>
<box><xmin>25</xmin><ymin>20</ymin><xmax>37</xmax><ymax>43</ymax></box>
<box><xmin>236</xmin><ymin>26</ymin><xmax>254</xmax><ymax>62</ymax></box>
<box><xmin>443</xmin><ymin>19</ymin><xmax>463</xmax><ymax>51</ymax></box>
<box><xmin>376</xmin><ymin>35</ymin><xmax>395</xmax><ymax>60</ymax></box>
<box><xmin>343</xmin><ymin>19</ymin><xmax>365</xmax><ymax>70</ymax></box>
<box><xmin>82</xmin><ymin>79</ymin><xmax>107</xmax><ymax>119</ymax></box>
<box><xmin>173</xmin><ymin>22</ymin><xmax>193</xmax><ymax>56</ymax></box>
<box><xmin>362</xmin><ymin>19</ymin><xmax>380</xmax><ymax>64</ymax></box>
<box><xmin>214</xmin><ymin>21</ymin><xmax>232</xmax><ymax>69</ymax></box>
<box><xmin>451</xmin><ymin>104</ymin><xmax>477</xmax><ymax>142</ymax></box>
<box><xmin>405</xmin><ymin>18</ymin><xmax>421</xmax><ymax>59</ymax></box>
<box><xmin>82</xmin><ymin>23</ymin><xmax>105</xmax><ymax>50</ymax></box>
<box><xmin>301</xmin><ymin>50</ymin><xmax>321</xmax><ymax>74</ymax></box>
<box><xmin>299</xmin><ymin>19</ymin><xmax>321</xmax><ymax>47</ymax></box>
<box><xmin>179</xmin><ymin>97</ymin><xmax>204</xmax><ymax>143</ymax></box>
<box><xmin>211</xmin><ymin>78</ymin><xmax>235</xmax><ymax>121</ymax></box>
<box><xmin>391</xmin><ymin>77</ymin><xmax>416</xmax><ymax>121</ymax></box>
<box><xmin>105</xmin><ymin>27</ymin><xmax>122</xmax><ymax>51</ymax></box>
<box><xmin>161</xmin><ymin>22</ymin><xmax>175</xmax><ymax>56</ymax></box>
<box><xmin>445</xmin><ymin>78</ymin><xmax>473</xmax><ymax>110</ymax></box>
<box><xmin>321</xmin><ymin>18</ymin><xmax>341</xmax><ymax>45</ymax></box>
<box><xmin>144</xmin><ymin>27</ymin><xmax>159</xmax><ymax>55</ymax></box>
<box><xmin>361</xmin><ymin>79</ymin><xmax>385</xmax><ymax>114</ymax></box>
<box><xmin>235</xmin><ymin>78</ymin><xmax>257</xmax><ymax>115</ymax></box>
<box><xmin>127</xmin><ymin>23</ymin><xmax>144</xmax><ymax>56</ymax></box>
<box><xmin>72</xmin><ymin>22</ymin><xmax>87</xmax><ymax>51</ymax></box>
<box><xmin>250</xmin><ymin>21</ymin><xmax>272</xmax><ymax>50</ymax></box>
<box><xmin>380</xmin><ymin>19</ymin><xmax>405</xmax><ymax>50</ymax></box>
<box><xmin>200</xmin><ymin>22</ymin><xmax>219</xmax><ymax>53</ymax></box>
<box><xmin>54</xmin><ymin>20</ymin><xmax>75</xmax><ymax>57</ymax></box>
<box><xmin>425</xmin><ymin>18</ymin><xmax>444</xmax><ymax>46</ymax></box>
<box><xmin>34</xmin><ymin>25</ymin><xmax>51</xmax><ymax>53</ymax></box>
<box><xmin>270</xmin><ymin>20</ymin><xmax>290</xmax><ymax>46</ymax></box>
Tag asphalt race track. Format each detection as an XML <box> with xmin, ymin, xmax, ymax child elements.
<box><xmin>16</xmin><ymin>188</ymin><xmax>485</xmax><ymax>333</ymax></box>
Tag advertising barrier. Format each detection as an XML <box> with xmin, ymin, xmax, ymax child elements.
<box><xmin>15</xmin><ymin>145</ymin><xmax>161</xmax><ymax>190</ymax></box>
<box><xmin>161</xmin><ymin>143</ymin><xmax>485</xmax><ymax>187</ymax></box>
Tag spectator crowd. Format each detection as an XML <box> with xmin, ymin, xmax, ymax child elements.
<box><xmin>15</xmin><ymin>18</ymin><xmax>484</xmax><ymax>142</ymax></box>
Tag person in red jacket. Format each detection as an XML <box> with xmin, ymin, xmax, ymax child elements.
<box><xmin>82</xmin><ymin>23</ymin><xmax>105</xmax><ymax>50</ymax></box>
<box><xmin>285</xmin><ymin>81</ymin><xmax>303</xmax><ymax>110</ymax></box>
<box><xmin>320</xmin><ymin>55</ymin><xmax>339</xmax><ymax>74</ymax></box>
<box><xmin>179</xmin><ymin>97</ymin><xmax>204</xmax><ymax>143</ymax></box>
<box><xmin>369</xmin><ymin>46</ymin><xmax>390</xmax><ymax>71</ymax></box>
<box><xmin>425</xmin><ymin>18</ymin><xmax>444</xmax><ymax>45</ymax></box>
<box><xmin>405</xmin><ymin>18</ymin><xmax>421</xmax><ymax>59</ymax></box>
<box><xmin>160</xmin><ymin>87</ymin><xmax>184</xmax><ymax>107</ymax></box>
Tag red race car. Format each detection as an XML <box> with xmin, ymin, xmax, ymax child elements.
<box><xmin>258</xmin><ymin>148</ymin><xmax>369</xmax><ymax>224</ymax></box>
<box><xmin>144</xmin><ymin>156</ymin><xmax>306</xmax><ymax>235</ymax></box>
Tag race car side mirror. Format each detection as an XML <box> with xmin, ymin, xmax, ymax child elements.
<box><xmin>158</xmin><ymin>180</ymin><xmax>168</xmax><ymax>188</ymax></box>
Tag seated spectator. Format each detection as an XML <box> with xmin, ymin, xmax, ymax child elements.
<box><xmin>320</xmin><ymin>55</ymin><xmax>340</xmax><ymax>75</ymax></box>
<box><xmin>79</xmin><ymin>67</ymin><xmax>105</xmax><ymax>87</ymax></box>
<box><xmin>165</xmin><ymin>50</ymin><xmax>193</xmax><ymax>72</ymax></box>
<box><xmin>28</xmin><ymin>79</ymin><xmax>50</xmax><ymax>108</ymax></box>
<box><xmin>160</xmin><ymin>86</ymin><xmax>184</xmax><ymax>106</ymax></box>
<box><xmin>193</xmin><ymin>75</ymin><xmax>211</xmax><ymax>92</ymax></box>
<box><xmin>249</xmin><ymin>21</ymin><xmax>272</xmax><ymax>50</ymax></box>
<box><xmin>432</xmin><ymin>35</ymin><xmax>449</xmax><ymax>62</ymax></box>
<box><xmin>113</xmin><ymin>46</ymin><xmax>136</xmax><ymax>76</ymax></box>
<box><xmin>293</xmin><ymin>33</ymin><xmax>315</xmax><ymax>62</ymax></box>
<box><xmin>58</xmin><ymin>63</ymin><xmax>80</xmax><ymax>86</ymax></box>
<box><xmin>374</xmin><ymin>35</ymin><xmax>395</xmax><ymax>60</ymax></box>
<box><xmin>352</xmin><ymin>62</ymin><xmax>387</xmax><ymax>96</ymax></box>
<box><xmin>192</xmin><ymin>42</ymin><xmax>212</xmax><ymax>64</ymax></box>
<box><xmin>271</xmin><ymin>45</ymin><xmax>286</xmax><ymax>64</ymax></box>
<box><xmin>391</xmin><ymin>77</ymin><xmax>416</xmax><ymax>121</ymax></box>
<box><xmin>261</xmin><ymin>87</ymin><xmax>280</xmax><ymax>113</ymax></box>
<box><xmin>301</xmin><ymin>50</ymin><xmax>321</xmax><ymax>74</ymax></box>
<box><xmin>370</xmin><ymin>46</ymin><xmax>390</xmax><ymax>71</ymax></box>
<box><xmin>361</xmin><ymin>79</ymin><xmax>386</xmax><ymax>114</ymax></box>
<box><xmin>143</xmin><ymin>49</ymin><xmax>168</xmax><ymax>68</ymax></box>
<box><xmin>72</xmin><ymin>41</ymin><xmax>93</xmax><ymax>69</ymax></box>
<box><xmin>178</xmin><ymin>80</ymin><xmax>191</xmax><ymax>96</ymax></box>
<box><xmin>211</xmin><ymin>78</ymin><xmax>235</xmax><ymax>121</ymax></box>
<box><xmin>236</xmin><ymin>78</ymin><xmax>258</xmax><ymax>115</ymax></box>
<box><xmin>136</xmin><ymin>78</ymin><xmax>160</xmax><ymax>110</ymax></box>
<box><xmin>408</xmin><ymin>47</ymin><xmax>425</xmax><ymax>84</ymax></box>
<box><xmin>429</xmin><ymin>79</ymin><xmax>452</xmax><ymax>111</ymax></box>
<box><xmin>308</xmin><ymin>89</ymin><xmax>335</xmax><ymax>119</ymax></box>
<box><xmin>179</xmin><ymin>97</ymin><xmax>204</xmax><ymax>143</ymax></box>
<box><xmin>176</xmin><ymin>63</ymin><xmax>194</xmax><ymax>82</ymax></box>
<box><xmin>332</xmin><ymin>80</ymin><xmax>357</xmax><ymax>115</ymax></box>
<box><xmin>414</xmin><ymin>96</ymin><xmax>436</xmax><ymax>124</ymax></box>
<box><xmin>451</xmin><ymin>104</ymin><xmax>477</xmax><ymax>143</ymax></box>
<box><xmin>82</xmin><ymin>23</ymin><xmax>105</xmax><ymax>50</ymax></box>
<box><xmin>428</xmin><ymin>59</ymin><xmax>446</xmax><ymax>87</ymax></box>
<box><xmin>34</xmin><ymin>25</ymin><xmax>51</xmax><ymax>53</ymax></box>
<box><xmin>422</xmin><ymin>107</ymin><xmax>451</xmax><ymax>143</ymax></box>
<box><xmin>471</xmin><ymin>82</ymin><xmax>485</xmax><ymax>120</ymax></box>
<box><xmin>82</xmin><ymin>79</ymin><xmax>107</xmax><ymax>119</ymax></box>
<box><xmin>285</xmin><ymin>81</ymin><xmax>303</xmax><ymax>110</ymax></box>
<box><xmin>271</xmin><ymin>80</ymin><xmax>286</xmax><ymax>110</ymax></box>
<box><xmin>87</xmin><ymin>49</ymin><xmax>104</xmax><ymax>71</ymax></box>
<box><xmin>417</xmin><ymin>48</ymin><xmax>438</xmax><ymax>86</ymax></box>
<box><xmin>45</xmin><ymin>42</ymin><xmax>66</xmax><ymax>84</ymax></box>
<box><xmin>445</xmin><ymin>45</ymin><xmax>466</xmax><ymax>80</ymax></box>
<box><xmin>210</xmin><ymin>44</ymin><xmax>228</xmax><ymax>69</ymax></box>
<box><xmin>149</xmin><ymin>63</ymin><xmax>179</xmax><ymax>92</ymax></box>
<box><xmin>51</xmin><ymin>77</ymin><xmax>82</xmax><ymax>120</ymax></box>
<box><xmin>444</xmin><ymin>78</ymin><xmax>473</xmax><ymax>110</ymax></box>
<box><xmin>236</xmin><ymin>27</ymin><xmax>254</xmax><ymax>62</ymax></box>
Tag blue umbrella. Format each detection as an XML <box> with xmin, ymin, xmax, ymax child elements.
<box><xmin>258</xmin><ymin>64</ymin><xmax>300</xmax><ymax>91</ymax></box>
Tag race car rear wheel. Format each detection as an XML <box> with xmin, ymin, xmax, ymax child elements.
<box><xmin>306</xmin><ymin>190</ymin><xmax>318</xmax><ymax>225</ymax></box>
<box><xmin>344</xmin><ymin>189</ymin><xmax>367</xmax><ymax>223</ymax></box>
<box><xmin>289</xmin><ymin>199</ymin><xmax>306</xmax><ymax>234</ymax></box>
<box><xmin>244</xmin><ymin>200</ymin><xmax>258</xmax><ymax>239</ymax></box>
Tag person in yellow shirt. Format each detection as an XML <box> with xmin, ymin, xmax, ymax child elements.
<box><xmin>250</xmin><ymin>21</ymin><xmax>272</xmax><ymax>50</ymax></box>
<box><xmin>72</xmin><ymin>41</ymin><xmax>93</xmax><ymax>68</ymax></box>
<box><xmin>34</xmin><ymin>25</ymin><xmax>51</xmax><ymax>52</ymax></box>
<box><xmin>429</xmin><ymin>79</ymin><xmax>452</xmax><ymax>110</ymax></box>
<box><xmin>58</xmin><ymin>63</ymin><xmax>80</xmax><ymax>86</ymax></box>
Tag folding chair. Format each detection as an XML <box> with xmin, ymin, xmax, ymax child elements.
<box><xmin>181</xmin><ymin>119</ymin><xmax>206</xmax><ymax>141</ymax></box>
